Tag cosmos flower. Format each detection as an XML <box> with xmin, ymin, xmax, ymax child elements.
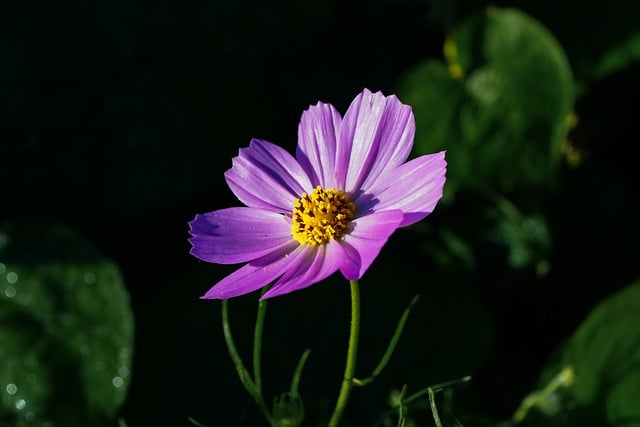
<box><xmin>189</xmin><ymin>89</ymin><xmax>446</xmax><ymax>299</ymax></box>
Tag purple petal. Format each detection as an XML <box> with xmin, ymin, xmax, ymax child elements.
<box><xmin>357</xmin><ymin>151</ymin><xmax>446</xmax><ymax>227</ymax></box>
<box><xmin>189</xmin><ymin>207</ymin><xmax>293</xmax><ymax>264</ymax></box>
<box><xmin>261</xmin><ymin>240</ymin><xmax>344</xmax><ymax>299</ymax></box>
<box><xmin>357</xmin><ymin>97</ymin><xmax>415</xmax><ymax>191</ymax></box>
<box><xmin>339</xmin><ymin>210</ymin><xmax>404</xmax><ymax>280</ymax></box>
<box><xmin>296</xmin><ymin>102</ymin><xmax>342</xmax><ymax>188</ymax></box>
<box><xmin>201</xmin><ymin>241</ymin><xmax>302</xmax><ymax>299</ymax></box>
<box><xmin>338</xmin><ymin>89</ymin><xmax>415</xmax><ymax>193</ymax></box>
<box><xmin>225</xmin><ymin>139</ymin><xmax>313</xmax><ymax>212</ymax></box>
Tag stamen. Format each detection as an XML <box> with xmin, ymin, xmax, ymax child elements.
<box><xmin>291</xmin><ymin>186</ymin><xmax>356</xmax><ymax>245</ymax></box>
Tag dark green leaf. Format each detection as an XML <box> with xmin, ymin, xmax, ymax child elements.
<box><xmin>591</xmin><ymin>34</ymin><xmax>640</xmax><ymax>82</ymax></box>
<box><xmin>398</xmin><ymin>8</ymin><xmax>575</xmax><ymax>192</ymax></box>
<box><xmin>0</xmin><ymin>224</ymin><xmax>134</xmax><ymax>426</ymax></box>
<box><xmin>526</xmin><ymin>280</ymin><xmax>640</xmax><ymax>426</ymax></box>
<box><xmin>562</xmin><ymin>280</ymin><xmax>640</xmax><ymax>418</ymax></box>
<box><xmin>487</xmin><ymin>208</ymin><xmax>551</xmax><ymax>274</ymax></box>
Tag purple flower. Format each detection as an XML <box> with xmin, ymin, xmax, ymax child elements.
<box><xmin>189</xmin><ymin>89</ymin><xmax>447</xmax><ymax>299</ymax></box>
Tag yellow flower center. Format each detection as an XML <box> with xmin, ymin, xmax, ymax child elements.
<box><xmin>291</xmin><ymin>185</ymin><xmax>356</xmax><ymax>246</ymax></box>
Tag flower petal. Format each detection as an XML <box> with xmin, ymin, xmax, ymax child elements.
<box><xmin>296</xmin><ymin>102</ymin><xmax>342</xmax><ymax>188</ymax></box>
<box><xmin>225</xmin><ymin>139</ymin><xmax>313</xmax><ymax>212</ymax></box>
<box><xmin>338</xmin><ymin>89</ymin><xmax>415</xmax><ymax>193</ymax></box>
<box><xmin>339</xmin><ymin>210</ymin><xmax>404</xmax><ymax>280</ymax></box>
<box><xmin>357</xmin><ymin>151</ymin><xmax>446</xmax><ymax>227</ymax></box>
<box><xmin>201</xmin><ymin>241</ymin><xmax>301</xmax><ymax>299</ymax></box>
<box><xmin>189</xmin><ymin>207</ymin><xmax>293</xmax><ymax>264</ymax></box>
<box><xmin>261</xmin><ymin>240</ymin><xmax>344</xmax><ymax>299</ymax></box>
<box><xmin>357</xmin><ymin>98</ymin><xmax>415</xmax><ymax>191</ymax></box>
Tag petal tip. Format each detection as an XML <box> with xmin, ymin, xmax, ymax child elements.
<box><xmin>200</xmin><ymin>292</ymin><xmax>219</xmax><ymax>300</ymax></box>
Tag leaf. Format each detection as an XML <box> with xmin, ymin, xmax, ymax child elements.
<box><xmin>397</xmin><ymin>59</ymin><xmax>466</xmax><ymax>198</ymax></box>
<box><xmin>591</xmin><ymin>33</ymin><xmax>640</xmax><ymax>81</ymax></box>
<box><xmin>487</xmin><ymin>208</ymin><xmax>551</xmax><ymax>274</ymax></box>
<box><xmin>527</xmin><ymin>280</ymin><xmax>640</xmax><ymax>426</ymax></box>
<box><xmin>531</xmin><ymin>0</ymin><xmax>640</xmax><ymax>86</ymax></box>
<box><xmin>398</xmin><ymin>7</ymin><xmax>575</xmax><ymax>193</ymax></box>
<box><xmin>563</xmin><ymin>280</ymin><xmax>640</xmax><ymax>418</ymax></box>
<box><xmin>0</xmin><ymin>223</ymin><xmax>134</xmax><ymax>426</ymax></box>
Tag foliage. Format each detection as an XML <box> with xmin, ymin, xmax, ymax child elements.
<box><xmin>0</xmin><ymin>224</ymin><xmax>134</xmax><ymax>427</ymax></box>
<box><xmin>520</xmin><ymin>280</ymin><xmax>640</xmax><ymax>427</ymax></box>
<box><xmin>1</xmin><ymin>1</ymin><xmax>639</xmax><ymax>426</ymax></box>
<box><xmin>399</xmin><ymin>8</ymin><xmax>574</xmax><ymax>194</ymax></box>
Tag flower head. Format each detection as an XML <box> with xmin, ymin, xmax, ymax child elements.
<box><xmin>189</xmin><ymin>89</ymin><xmax>447</xmax><ymax>299</ymax></box>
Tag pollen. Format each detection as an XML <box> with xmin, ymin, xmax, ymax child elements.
<box><xmin>291</xmin><ymin>185</ymin><xmax>356</xmax><ymax>246</ymax></box>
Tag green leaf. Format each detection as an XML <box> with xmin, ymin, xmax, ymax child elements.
<box><xmin>0</xmin><ymin>223</ymin><xmax>134</xmax><ymax>426</ymax></box>
<box><xmin>563</xmin><ymin>280</ymin><xmax>640</xmax><ymax>412</ymax></box>
<box><xmin>533</xmin><ymin>0</ymin><xmax>640</xmax><ymax>86</ymax></box>
<box><xmin>187</xmin><ymin>416</ymin><xmax>210</xmax><ymax>427</ymax></box>
<box><xmin>591</xmin><ymin>33</ymin><xmax>640</xmax><ymax>81</ymax></box>
<box><xmin>526</xmin><ymin>280</ymin><xmax>640</xmax><ymax>426</ymax></box>
<box><xmin>398</xmin><ymin>7</ymin><xmax>575</xmax><ymax>193</ymax></box>
<box><xmin>430</xmin><ymin>227</ymin><xmax>476</xmax><ymax>272</ymax></box>
<box><xmin>397</xmin><ymin>59</ymin><xmax>466</xmax><ymax>198</ymax></box>
<box><xmin>486</xmin><ymin>206</ymin><xmax>551</xmax><ymax>274</ymax></box>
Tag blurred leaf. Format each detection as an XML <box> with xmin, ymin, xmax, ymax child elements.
<box><xmin>527</xmin><ymin>280</ymin><xmax>640</xmax><ymax>426</ymax></box>
<box><xmin>517</xmin><ymin>0</ymin><xmax>640</xmax><ymax>87</ymax></box>
<box><xmin>397</xmin><ymin>60</ymin><xmax>466</xmax><ymax>198</ymax></box>
<box><xmin>591</xmin><ymin>33</ymin><xmax>640</xmax><ymax>82</ymax></box>
<box><xmin>486</xmin><ymin>206</ymin><xmax>551</xmax><ymax>274</ymax></box>
<box><xmin>562</xmin><ymin>280</ymin><xmax>640</xmax><ymax>421</ymax></box>
<box><xmin>0</xmin><ymin>224</ymin><xmax>134</xmax><ymax>426</ymax></box>
<box><xmin>421</xmin><ymin>226</ymin><xmax>476</xmax><ymax>272</ymax></box>
<box><xmin>399</xmin><ymin>7</ymin><xmax>575</xmax><ymax>193</ymax></box>
<box><xmin>187</xmin><ymin>417</ymin><xmax>209</xmax><ymax>427</ymax></box>
<box><xmin>427</xmin><ymin>0</ymin><xmax>640</xmax><ymax>89</ymax></box>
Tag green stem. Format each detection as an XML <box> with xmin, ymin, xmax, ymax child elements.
<box><xmin>402</xmin><ymin>376</ymin><xmax>472</xmax><ymax>405</ymax></box>
<box><xmin>428</xmin><ymin>387</ymin><xmax>443</xmax><ymax>427</ymax></box>
<box><xmin>354</xmin><ymin>294</ymin><xmax>420</xmax><ymax>386</ymax></box>
<box><xmin>221</xmin><ymin>300</ymin><xmax>275</xmax><ymax>426</ymax></box>
<box><xmin>221</xmin><ymin>300</ymin><xmax>256</xmax><ymax>393</ymax></box>
<box><xmin>328</xmin><ymin>280</ymin><xmax>361</xmax><ymax>427</ymax></box>
<box><xmin>253</xmin><ymin>297</ymin><xmax>268</xmax><ymax>395</ymax></box>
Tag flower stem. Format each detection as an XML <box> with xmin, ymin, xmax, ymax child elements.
<box><xmin>221</xmin><ymin>300</ymin><xmax>275</xmax><ymax>426</ymax></box>
<box><xmin>253</xmin><ymin>297</ymin><xmax>268</xmax><ymax>395</ymax></box>
<box><xmin>328</xmin><ymin>280</ymin><xmax>360</xmax><ymax>427</ymax></box>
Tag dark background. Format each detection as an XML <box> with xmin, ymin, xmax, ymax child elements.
<box><xmin>2</xmin><ymin>0</ymin><xmax>639</xmax><ymax>425</ymax></box>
